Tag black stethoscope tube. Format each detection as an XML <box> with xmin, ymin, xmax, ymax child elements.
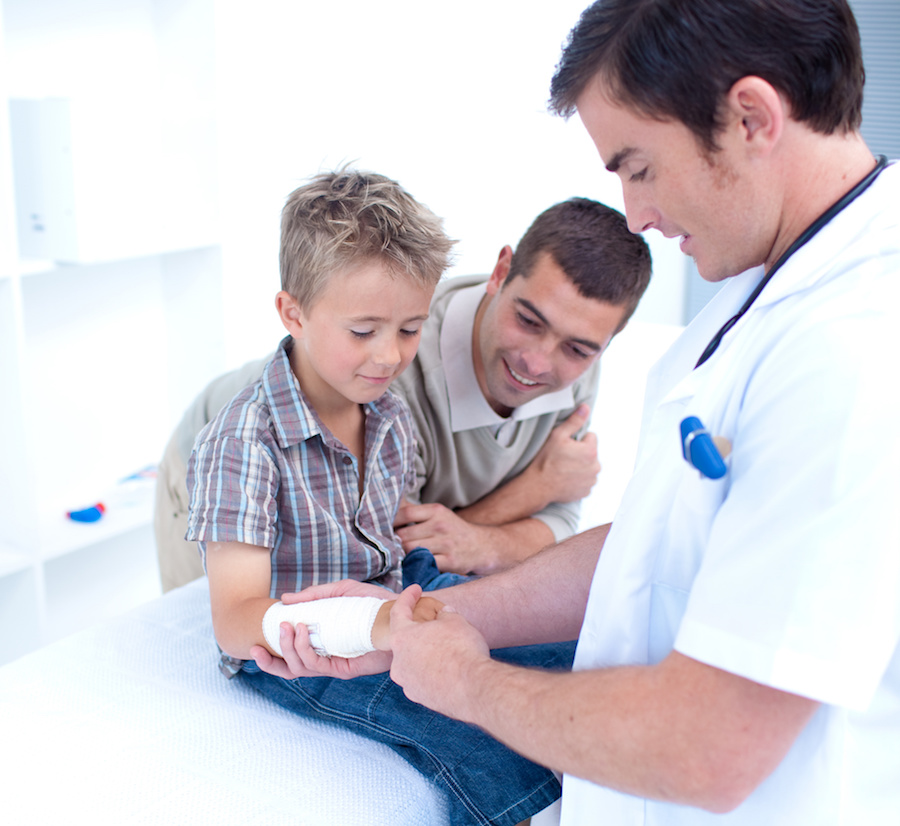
<box><xmin>694</xmin><ymin>155</ymin><xmax>889</xmax><ymax>369</ymax></box>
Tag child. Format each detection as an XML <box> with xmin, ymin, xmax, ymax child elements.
<box><xmin>186</xmin><ymin>168</ymin><xmax>454</xmax><ymax>675</ymax></box>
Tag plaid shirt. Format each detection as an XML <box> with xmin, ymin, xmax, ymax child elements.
<box><xmin>187</xmin><ymin>338</ymin><xmax>414</xmax><ymax>673</ymax></box>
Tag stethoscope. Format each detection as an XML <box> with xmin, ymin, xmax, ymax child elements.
<box><xmin>682</xmin><ymin>153</ymin><xmax>889</xmax><ymax>479</ymax></box>
<box><xmin>694</xmin><ymin>154</ymin><xmax>889</xmax><ymax>369</ymax></box>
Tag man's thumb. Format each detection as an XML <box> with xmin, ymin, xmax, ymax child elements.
<box><xmin>559</xmin><ymin>403</ymin><xmax>590</xmax><ymax>437</ymax></box>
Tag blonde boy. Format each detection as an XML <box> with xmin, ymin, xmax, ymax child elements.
<box><xmin>186</xmin><ymin>169</ymin><xmax>453</xmax><ymax>675</ymax></box>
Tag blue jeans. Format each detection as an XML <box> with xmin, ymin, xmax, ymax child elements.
<box><xmin>401</xmin><ymin>546</ymin><xmax>473</xmax><ymax>591</ymax></box>
<box><xmin>239</xmin><ymin>640</ymin><xmax>577</xmax><ymax>825</ymax></box>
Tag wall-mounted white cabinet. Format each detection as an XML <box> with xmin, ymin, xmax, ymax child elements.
<box><xmin>9</xmin><ymin>96</ymin><xmax>218</xmax><ymax>264</ymax></box>
<box><xmin>0</xmin><ymin>0</ymin><xmax>224</xmax><ymax>666</ymax></box>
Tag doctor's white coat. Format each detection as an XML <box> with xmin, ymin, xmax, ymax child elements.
<box><xmin>562</xmin><ymin>162</ymin><xmax>900</xmax><ymax>825</ymax></box>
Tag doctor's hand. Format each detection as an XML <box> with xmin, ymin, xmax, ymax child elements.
<box><xmin>279</xmin><ymin>578</ymin><xmax>391</xmax><ymax>604</ymax></box>
<box><xmin>388</xmin><ymin>586</ymin><xmax>491</xmax><ymax>722</ymax></box>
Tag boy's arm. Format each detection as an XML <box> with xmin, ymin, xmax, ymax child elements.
<box><xmin>206</xmin><ymin>540</ymin><xmax>279</xmax><ymax>660</ymax></box>
<box><xmin>208</xmin><ymin>541</ymin><xmax>440</xmax><ymax>678</ymax></box>
<box><xmin>254</xmin><ymin>523</ymin><xmax>608</xmax><ymax>681</ymax></box>
<box><xmin>248</xmin><ymin>583</ymin><xmax>444</xmax><ymax>680</ymax></box>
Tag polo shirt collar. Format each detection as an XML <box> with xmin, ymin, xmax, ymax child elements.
<box><xmin>440</xmin><ymin>282</ymin><xmax>575</xmax><ymax>433</ymax></box>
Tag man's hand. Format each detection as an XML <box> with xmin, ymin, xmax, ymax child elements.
<box><xmin>527</xmin><ymin>404</ymin><xmax>600</xmax><ymax>506</ymax></box>
<box><xmin>388</xmin><ymin>586</ymin><xmax>492</xmax><ymax>721</ymax></box>
<box><xmin>456</xmin><ymin>404</ymin><xmax>600</xmax><ymax>530</ymax></box>
<box><xmin>395</xmin><ymin>502</ymin><xmax>499</xmax><ymax>574</ymax></box>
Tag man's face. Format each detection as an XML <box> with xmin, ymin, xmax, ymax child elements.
<box><xmin>576</xmin><ymin>77</ymin><xmax>773</xmax><ymax>282</ymax></box>
<box><xmin>474</xmin><ymin>248</ymin><xmax>628</xmax><ymax>417</ymax></box>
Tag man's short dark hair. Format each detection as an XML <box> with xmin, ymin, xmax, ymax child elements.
<box><xmin>508</xmin><ymin>198</ymin><xmax>651</xmax><ymax>330</ymax></box>
<box><xmin>549</xmin><ymin>0</ymin><xmax>865</xmax><ymax>153</ymax></box>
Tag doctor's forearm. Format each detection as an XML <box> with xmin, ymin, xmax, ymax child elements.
<box><xmin>436</xmin><ymin>650</ymin><xmax>818</xmax><ymax>813</ymax></box>
<box><xmin>432</xmin><ymin>523</ymin><xmax>608</xmax><ymax>648</ymax></box>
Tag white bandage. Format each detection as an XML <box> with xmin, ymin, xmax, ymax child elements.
<box><xmin>262</xmin><ymin>597</ymin><xmax>387</xmax><ymax>659</ymax></box>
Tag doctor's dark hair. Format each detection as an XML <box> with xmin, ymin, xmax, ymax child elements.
<box><xmin>507</xmin><ymin>198</ymin><xmax>651</xmax><ymax>331</ymax></box>
<box><xmin>280</xmin><ymin>167</ymin><xmax>455</xmax><ymax>308</ymax></box>
<box><xmin>549</xmin><ymin>0</ymin><xmax>865</xmax><ymax>153</ymax></box>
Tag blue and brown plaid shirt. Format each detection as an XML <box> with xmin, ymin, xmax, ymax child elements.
<box><xmin>186</xmin><ymin>337</ymin><xmax>414</xmax><ymax>674</ymax></box>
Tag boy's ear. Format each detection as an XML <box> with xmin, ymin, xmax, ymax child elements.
<box><xmin>275</xmin><ymin>291</ymin><xmax>305</xmax><ymax>337</ymax></box>
<box><xmin>485</xmin><ymin>245</ymin><xmax>514</xmax><ymax>296</ymax></box>
<box><xmin>726</xmin><ymin>75</ymin><xmax>784</xmax><ymax>158</ymax></box>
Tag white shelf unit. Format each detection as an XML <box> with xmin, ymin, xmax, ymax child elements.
<box><xmin>0</xmin><ymin>0</ymin><xmax>224</xmax><ymax>666</ymax></box>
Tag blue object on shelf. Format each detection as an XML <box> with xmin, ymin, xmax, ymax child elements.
<box><xmin>67</xmin><ymin>503</ymin><xmax>106</xmax><ymax>523</ymax></box>
<box><xmin>680</xmin><ymin>416</ymin><xmax>728</xmax><ymax>479</ymax></box>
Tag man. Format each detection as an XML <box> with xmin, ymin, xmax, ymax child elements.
<box><xmin>155</xmin><ymin>196</ymin><xmax>651</xmax><ymax>591</ymax></box>
<box><xmin>269</xmin><ymin>1</ymin><xmax>899</xmax><ymax>823</ymax></box>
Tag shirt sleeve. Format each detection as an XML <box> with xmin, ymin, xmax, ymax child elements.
<box><xmin>186</xmin><ymin>434</ymin><xmax>280</xmax><ymax>551</ymax></box>
<box><xmin>529</xmin><ymin>500</ymin><xmax>583</xmax><ymax>542</ymax></box>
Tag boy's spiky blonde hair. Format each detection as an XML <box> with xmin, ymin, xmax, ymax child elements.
<box><xmin>280</xmin><ymin>167</ymin><xmax>455</xmax><ymax>308</ymax></box>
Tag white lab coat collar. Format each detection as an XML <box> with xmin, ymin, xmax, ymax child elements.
<box><xmin>440</xmin><ymin>282</ymin><xmax>575</xmax><ymax>433</ymax></box>
<box><xmin>650</xmin><ymin>161</ymin><xmax>898</xmax><ymax>416</ymax></box>
<box><xmin>753</xmin><ymin>160</ymin><xmax>897</xmax><ymax>311</ymax></box>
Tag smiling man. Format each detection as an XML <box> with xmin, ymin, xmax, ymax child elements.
<box><xmin>392</xmin><ymin>199</ymin><xmax>651</xmax><ymax>578</ymax></box>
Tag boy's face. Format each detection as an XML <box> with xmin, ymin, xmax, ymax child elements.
<box><xmin>281</xmin><ymin>261</ymin><xmax>433</xmax><ymax>411</ymax></box>
<box><xmin>474</xmin><ymin>249</ymin><xmax>627</xmax><ymax>418</ymax></box>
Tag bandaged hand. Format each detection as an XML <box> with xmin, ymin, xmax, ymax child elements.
<box><xmin>263</xmin><ymin>596</ymin><xmax>387</xmax><ymax>659</ymax></box>
<box><xmin>262</xmin><ymin>590</ymin><xmax>446</xmax><ymax>659</ymax></box>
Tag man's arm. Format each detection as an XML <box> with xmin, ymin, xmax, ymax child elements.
<box><xmin>459</xmin><ymin>404</ymin><xmax>600</xmax><ymax>525</ymax></box>
<box><xmin>394</xmin><ymin>504</ymin><xmax>555</xmax><ymax>575</ymax></box>
<box><xmin>389</xmin><ymin>589</ymin><xmax>819</xmax><ymax>813</ymax></box>
<box><xmin>394</xmin><ymin>405</ymin><xmax>600</xmax><ymax>574</ymax></box>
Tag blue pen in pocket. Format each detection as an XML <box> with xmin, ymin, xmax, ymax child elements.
<box><xmin>680</xmin><ymin>416</ymin><xmax>729</xmax><ymax>480</ymax></box>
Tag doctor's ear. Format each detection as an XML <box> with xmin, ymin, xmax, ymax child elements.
<box><xmin>726</xmin><ymin>76</ymin><xmax>785</xmax><ymax>156</ymax></box>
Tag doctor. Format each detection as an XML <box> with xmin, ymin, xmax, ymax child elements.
<box><xmin>264</xmin><ymin>0</ymin><xmax>899</xmax><ymax>822</ymax></box>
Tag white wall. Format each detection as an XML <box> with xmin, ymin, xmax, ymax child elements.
<box><xmin>2</xmin><ymin>0</ymin><xmax>224</xmax><ymax>512</ymax></box>
<box><xmin>211</xmin><ymin>0</ymin><xmax>687</xmax><ymax>367</ymax></box>
<box><xmin>3</xmin><ymin>0</ymin><xmax>689</xmax><ymax>450</ymax></box>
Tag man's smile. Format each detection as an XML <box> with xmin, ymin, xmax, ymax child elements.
<box><xmin>506</xmin><ymin>361</ymin><xmax>540</xmax><ymax>387</ymax></box>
